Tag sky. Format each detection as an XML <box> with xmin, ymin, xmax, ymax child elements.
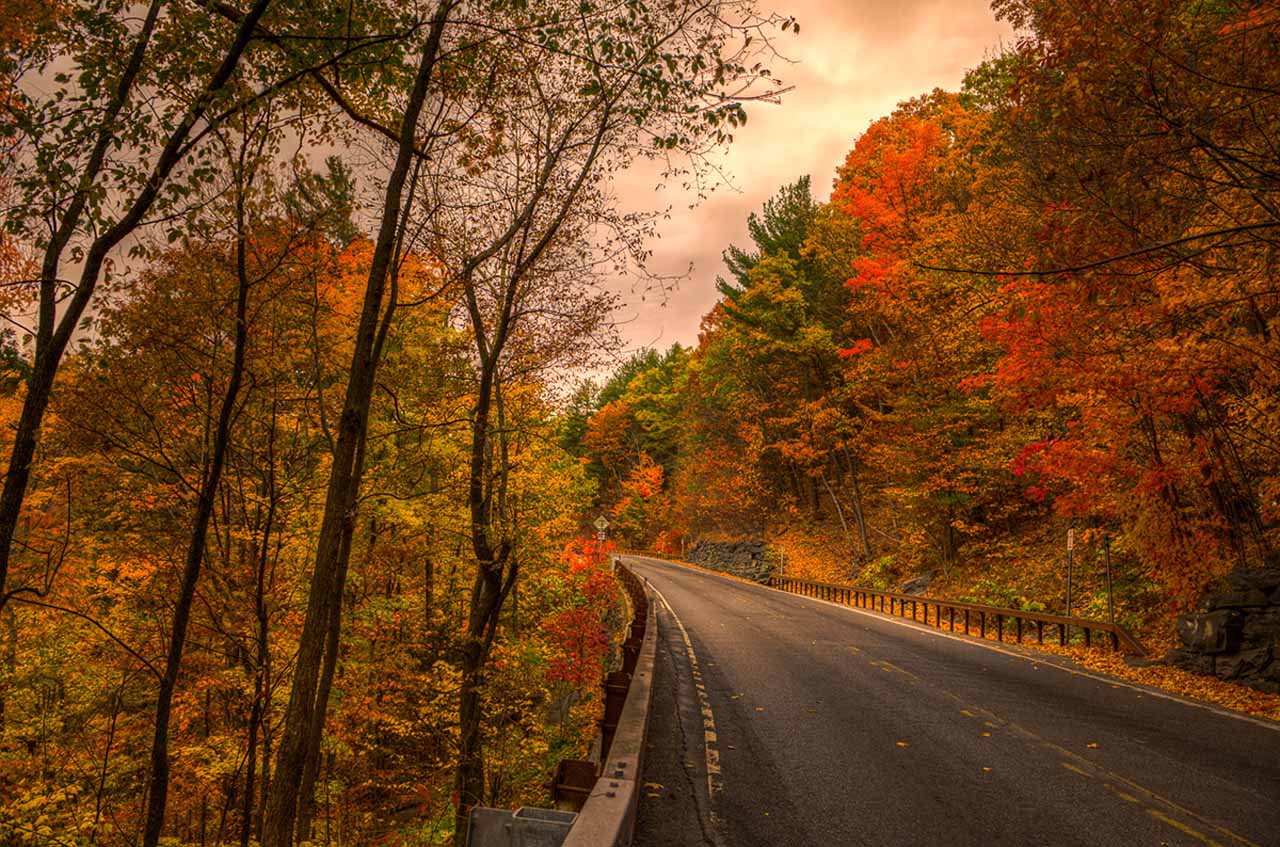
<box><xmin>608</xmin><ymin>0</ymin><xmax>1015</xmax><ymax>354</ymax></box>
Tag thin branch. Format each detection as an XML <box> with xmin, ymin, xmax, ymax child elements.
<box><xmin>7</xmin><ymin>594</ymin><xmax>162</xmax><ymax>679</ymax></box>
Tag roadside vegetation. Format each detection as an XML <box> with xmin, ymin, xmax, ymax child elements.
<box><xmin>0</xmin><ymin>0</ymin><xmax>789</xmax><ymax>842</ymax></box>
<box><xmin>567</xmin><ymin>0</ymin><xmax>1280</xmax><ymax>710</ymax></box>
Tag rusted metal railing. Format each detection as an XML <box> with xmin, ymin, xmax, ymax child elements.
<box><xmin>769</xmin><ymin>574</ymin><xmax>1146</xmax><ymax>657</ymax></box>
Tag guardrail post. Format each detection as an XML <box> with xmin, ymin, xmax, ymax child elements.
<box><xmin>755</xmin><ymin>558</ymin><xmax>1144</xmax><ymax>657</ymax></box>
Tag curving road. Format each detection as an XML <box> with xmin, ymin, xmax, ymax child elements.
<box><xmin>625</xmin><ymin>555</ymin><xmax>1280</xmax><ymax>847</ymax></box>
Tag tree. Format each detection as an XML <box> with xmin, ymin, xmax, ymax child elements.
<box><xmin>0</xmin><ymin>0</ymin><xmax>281</xmax><ymax>612</ymax></box>
<box><xmin>394</xmin><ymin>1</ymin><xmax>793</xmax><ymax>836</ymax></box>
<box><xmin>261</xmin><ymin>6</ymin><xmax>454</xmax><ymax>843</ymax></box>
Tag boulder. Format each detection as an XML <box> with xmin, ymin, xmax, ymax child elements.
<box><xmin>686</xmin><ymin>539</ymin><xmax>771</xmax><ymax>582</ymax></box>
<box><xmin>1241</xmin><ymin>608</ymin><xmax>1280</xmax><ymax>645</ymax></box>
<box><xmin>1224</xmin><ymin>567</ymin><xmax>1280</xmax><ymax>596</ymax></box>
<box><xmin>1214</xmin><ymin>646</ymin><xmax>1272</xmax><ymax>681</ymax></box>
<box><xmin>1165</xmin><ymin>648</ymin><xmax>1215</xmax><ymax>675</ymax></box>
<box><xmin>900</xmin><ymin>571</ymin><xmax>936</xmax><ymax>596</ymax></box>
<box><xmin>1205</xmin><ymin>589</ymin><xmax>1271</xmax><ymax>611</ymax></box>
<box><xmin>1175</xmin><ymin>610</ymin><xmax>1243</xmax><ymax>654</ymax></box>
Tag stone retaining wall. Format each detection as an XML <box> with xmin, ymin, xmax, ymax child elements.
<box><xmin>686</xmin><ymin>539</ymin><xmax>771</xmax><ymax>583</ymax></box>
<box><xmin>1165</xmin><ymin>567</ymin><xmax>1280</xmax><ymax>694</ymax></box>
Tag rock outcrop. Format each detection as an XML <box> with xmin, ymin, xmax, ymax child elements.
<box><xmin>900</xmin><ymin>571</ymin><xmax>936</xmax><ymax>596</ymax></box>
<box><xmin>1165</xmin><ymin>567</ymin><xmax>1280</xmax><ymax>694</ymax></box>
<box><xmin>686</xmin><ymin>539</ymin><xmax>771</xmax><ymax>583</ymax></box>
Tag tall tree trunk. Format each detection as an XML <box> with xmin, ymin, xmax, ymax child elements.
<box><xmin>840</xmin><ymin>445</ymin><xmax>873</xmax><ymax>559</ymax></box>
<box><xmin>453</xmin><ymin>335</ymin><xmax>519</xmax><ymax>841</ymax></box>
<box><xmin>242</xmin><ymin>432</ymin><xmax>278</xmax><ymax>847</ymax></box>
<box><xmin>449</xmin><ymin>69</ymin><xmax>613</xmax><ymax>845</ymax></box>
<box><xmin>819</xmin><ymin>470</ymin><xmax>851</xmax><ymax>545</ymax></box>
<box><xmin>454</xmin><ymin>566</ymin><xmax>512</xmax><ymax>838</ymax></box>
<box><xmin>141</xmin><ymin>182</ymin><xmax>254</xmax><ymax>847</ymax></box>
<box><xmin>261</xmin><ymin>9</ymin><xmax>450</xmax><ymax>843</ymax></box>
<box><xmin>295</xmin><ymin>519</ymin><xmax>356</xmax><ymax>843</ymax></box>
<box><xmin>423</xmin><ymin>542</ymin><xmax>434</xmax><ymax>626</ymax></box>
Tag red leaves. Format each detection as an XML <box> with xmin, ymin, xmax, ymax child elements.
<box><xmin>838</xmin><ymin>338</ymin><xmax>874</xmax><ymax>358</ymax></box>
<box><xmin>543</xmin><ymin>608</ymin><xmax>609</xmax><ymax>687</ymax></box>
<box><xmin>543</xmin><ymin>539</ymin><xmax>621</xmax><ymax>687</ymax></box>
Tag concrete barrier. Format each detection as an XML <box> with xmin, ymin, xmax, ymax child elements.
<box><xmin>561</xmin><ymin>564</ymin><xmax>657</xmax><ymax>847</ymax></box>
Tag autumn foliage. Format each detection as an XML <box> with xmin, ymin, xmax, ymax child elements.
<box><xmin>0</xmin><ymin>203</ymin><xmax>622</xmax><ymax>843</ymax></box>
<box><xmin>572</xmin><ymin>0</ymin><xmax>1279</xmax><ymax>631</ymax></box>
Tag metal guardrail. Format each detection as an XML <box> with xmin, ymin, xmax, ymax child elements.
<box><xmin>557</xmin><ymin>559</ymin><xmax>657</xmax><ymax>847</ymax></box>
<box><xmin>769</xmin><ymin>574</ymin><xmax>1146</xmax><ymax>656</ymax></box>
<box><xmin>470</xmin><ymin>561</ymin><xmax>657</xmax><ymax>847</ymax></box>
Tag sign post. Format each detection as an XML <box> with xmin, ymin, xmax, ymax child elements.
<box><xmin>1065</xmin><ymin>528</ymin><xmax>1074</xmax><ymax>643</ymax></box>
<box><xmin>1104</xmin><ymin>535</ymin><xmax>1114</xmax><ymax>626</ymax></box>
<box><xmin>594</xmin><ymin>515</ymin><xmax>610</xmax><ymax>569</ymax></box>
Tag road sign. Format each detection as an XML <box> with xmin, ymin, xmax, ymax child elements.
<box><xmin>1067</xmin><ymin>529</ymin><xmax>1075</xmax><ymax>551</ymax></box>
<box><xmin>593</xmin><ymin>515</ymin><xmax>609</xmax><ymax>532</ymax></box>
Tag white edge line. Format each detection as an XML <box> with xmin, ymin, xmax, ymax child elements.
<box><xmin>644</xmin><ymin>580</ymin><xmax>725</xmax><ymax>800</ymax></box>
<box><xmin>622</xmin><ymin>555</ymin><xmax>1280</xmax><ymax>734</ymax></box>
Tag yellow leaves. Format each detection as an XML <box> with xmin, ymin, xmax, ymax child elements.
<box><xmin>895</xmin><ymin>740</ymin><xmax>910</xmax><ymax>748</ymax></box>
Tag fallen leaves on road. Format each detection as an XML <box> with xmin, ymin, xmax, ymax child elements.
<box><xmin>895</xmin><ymin>741</ymin><xmax>909</xmax><ymax>747</ymax></box>
<box><xmin>1037</xmin><ymin>644</ymin><xmax>1280</xmax><ymax>723</ymax></box>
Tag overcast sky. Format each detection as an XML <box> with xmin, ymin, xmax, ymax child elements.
<box><xmin>607</xmin><ymin>0</ymin><xmax>1014</xmax><ymax>354</ymax></box>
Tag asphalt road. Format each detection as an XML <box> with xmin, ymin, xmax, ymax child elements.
<box><xmin>625</xmin><ymin>555</ymin><xmax>1280</xmax><ymax>847</ymax></box>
